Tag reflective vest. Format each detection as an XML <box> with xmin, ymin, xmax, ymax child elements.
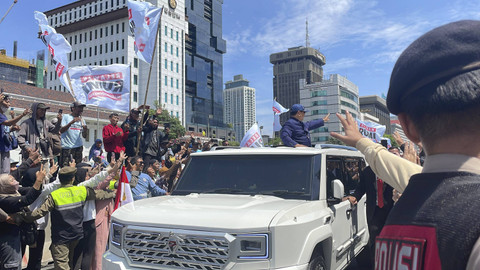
<box><xmin>375</xmin><ymin>172</ymin><xmax>480</xmax><ymax>270</ymax></box>
<box><xmin>50</xmin><ymin>185</ymin><xmax>88</xmax><ymax>244</ymax></box>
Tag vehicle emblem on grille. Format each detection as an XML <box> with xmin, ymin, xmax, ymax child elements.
<box><xmin>168</xmin><ymin>232</ymin><xmax>183</xmax><ymax>254</ymax></box>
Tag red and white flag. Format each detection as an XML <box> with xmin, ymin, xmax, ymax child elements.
<box><xmin>240</xmin><ymin>124</ymin><xmax>264</xmax><ymax>148</ymax></box>
<box><xmin>128</xmin><ymin>0</ymin><xmax>162</xmax><ymax>63</ymax></box>
<box><xmin>34</xmin><ymin>11</ymin><xmax>71</xmax><ymax>78</ymax></box>
<box><xmin>273</xmin><ymin>99</ymin><xmax>288</xmax><ymax>114</ymax></box>
<box><xmin>114</xmin><ymin>166</ymin><xmax>134</xmax><ymax>211</ymax></box>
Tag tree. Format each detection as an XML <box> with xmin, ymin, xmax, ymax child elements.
<box><xmin>229</xmin><ymin>141</ymin><xmax>240</xmax><ymax>146</ymax></box>
<box><xmin>326</xmin><ymin>136</ymin><xmax>345</xmax><ymax>145</ymax></box>
<box><xmin>149</xmin><ymin>100</ymin><xmax>186</xmax><ymax>139</ymax></box>
<box><xmin>383</xmin><ymin>134</ymin><xmax>398</xmax><ymax>148</ymax></box>
<box><xmin>269</xmin><ymin>137</ymin><xmax>283</xmax><ymax>146</ymax></box>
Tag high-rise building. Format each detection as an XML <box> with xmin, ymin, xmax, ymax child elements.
<box><xmin>44</xmin><ymin>0</ymin><xmax>187</xmax><ymax>123</ymax></box>
<box><xmin>270</xmin><ymin>46</ymin><xmax>326</xmax><ymax>123</ymax></box>
<box><xmin>299</xmin><ymin>74</ymin><xmax>360</xmax><ymax>144</ymax></box>
<box><xmin>359</xmin><ymin>95</ymin><xmax>391</xmax><ymax>134</ymax></box>
<box><xmin>223</xmin><ymin>75</ymin><xmax>256</xmax><ymax>141</ymax></box>
<box><xmin>184</xmin><ymin>0</ymin><xmax>226</xmax><ymax>130</ymax></box>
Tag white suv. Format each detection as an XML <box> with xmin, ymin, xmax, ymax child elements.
<box><xmin>103</xmin><ymin>145</ymin><xmax>369</xmax><ymax>270</ymax></box>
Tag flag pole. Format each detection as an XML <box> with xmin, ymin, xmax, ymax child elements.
<box><xmin>65</xmin><ymin>70</ymin><xmax>78</xmax><ymax>102</ymax></box>
<box><xmin>135</xmin><ymin>9</ymin><xmax>162</xmax><ymax>155</ymax></box>
<box><xmin>0</xmin><ymin>0</ymin><xmax>17</xmax><ymax>25</ymax></box>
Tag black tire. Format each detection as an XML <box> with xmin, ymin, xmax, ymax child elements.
<box><xmin>308</xmin><ymin>254</ymin><xmax>327</xmax><ymax>270</ymax></box>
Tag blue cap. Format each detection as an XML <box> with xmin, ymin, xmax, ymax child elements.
<box><xmin>290</xmin><ymin>104</ymin><xmax>308</xmax><ymax>113</ymax></box>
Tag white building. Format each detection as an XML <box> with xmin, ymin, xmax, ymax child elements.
<box><xmin>44</xmin><ymin>0</ymin><xmax>187</xmax><ymax>124</ymax></box>
<box><xmin>299</xmin><ymin>74</ymin><xmax>360</xmax><ymax>144</ymax></box>
<box><xmin>223</xmin><ymin>75</ymin><xmax>256</xmax><ymax>141</ymax></box>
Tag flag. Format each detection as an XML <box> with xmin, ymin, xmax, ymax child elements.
<box><xmin>34</xmin><ymin>11</ymin><xmax>71</xmax><ymax>78</ymax></box>
<box><xmin>273</xmin><ymin>114</ymin><xmax>282</xmax><ymax>132</ymax></box>
<box><xmin>240</xmin><ymin>124</ymin><xmax>264</xmax><ymax>148</ymax></box>
<box><xmin>60</xmin><ymin>64</ymin><xmax>131</xmax><ymax>112</ymax></box>
<box><xmin>273</xmin><ymin>99</ymin><xmax>288</xmax><ymax>114</ymax></box>
<box><xmin>128</xmin><ymin>0</ymin><xmax>162</xmax><ymax>63</ymax></box>
<box><xmin>356</xmin><ymin>119</ymin><xmax>386</xmax><ymax>143</ymax></box>
<box><xmin>114</xmin><ymin>166</ymin><xmax>134</xmax><ymax>211</ymax></box>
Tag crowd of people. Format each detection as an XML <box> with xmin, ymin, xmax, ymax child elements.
<box><xmin>0</xmin><ymin>98</ymin><xmax>228</xmax><ymax>270</ymax></box>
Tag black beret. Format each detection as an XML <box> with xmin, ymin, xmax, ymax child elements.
<box><xmin>387</xmin><ymin>20</ymin><xmax>480</xmax><ymax>114</ymax></box>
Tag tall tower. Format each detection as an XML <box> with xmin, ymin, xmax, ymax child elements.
<box><xmin>223</xmin><ymin>75</ymin><xmax>256</xmax><ymax>141</ymax></box>
<box><xmin>184</xmin><ymin>0</ymin><xmax>226</xmax><ymax>130</ymax></box>
<box><xmin>270</xmin><ymin>46</ymin><xmax>326</xmax><ymax>124</ymax></box>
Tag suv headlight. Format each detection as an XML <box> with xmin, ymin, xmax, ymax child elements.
<box><xmin>111</xmin><ymin>222</ymin><xmax>125</xmax><ymax>249</ymax></box>
<box><xmin>236</xmin><ymin>233</ymin><xmax>269</xmax><ymax>259</ymax></box>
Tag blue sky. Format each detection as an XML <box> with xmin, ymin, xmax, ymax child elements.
<box><xmin>1</xmin><ymin>0</ymin><xmax>480</xmax><ymax>136</ymax></box>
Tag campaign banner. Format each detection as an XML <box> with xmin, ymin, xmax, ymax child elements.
<box><xmin>356</xmin><ymin>119</ymin><xmax>386</xmax><ymax>143</ymax></box>
<box><xmin>273</xmin><ymin>99</ymin><xmax>288</xmax><ymax>114</ymax></box>
<box><xmin>273</xmin><ymin>113</ymin><xmax>282</xmax><ymax>132</ymax></box>
<box><xmin>34</xmin><ymin>11</ymin><xmax>71</xmax><ymax>78</ymax></box>
<box><xmin>240</xmin><ymin>124</ymin><xmax>264</xmax><ymax>148</ymax></box>
<box><xmin>128</xmin><ymin>0</ymin><xmax>162</xmax><ymax>63</ymax></box>
<box><xmin>61</xmin><ymin>64</ymin><xmax>131</xmax><ymax>112</ymax></box>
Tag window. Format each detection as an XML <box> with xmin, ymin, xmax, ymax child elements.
<box><xmin>340</xmin><ymin>89</ymin><xmax>358</xmax><ymax>102</ymax></box>
<box><xmin>170</xmin><ymin>45</ymin><xmax>173</xmax><ymax>55</ymax></box>
<box><xmin>312</xmin><ymin>109</ymin><xmax>328</xmax><ymax>115</ymax></box>
<box><xmin>111</xmin><ymin>42</ymin><xmax>113</xmax><ymax>51</ymax></box>
<box><xmin>164</xmin><ymin>26</ymin><xmax>167</xmax><ymax>36</ymax></box>
<box><xmin>170</xmin><ymin>61</ymin><xmax>173</xmax><ymax>71</ymax></box>
<box><xmin>171</xmin><ymin>78</ymin><xmax>173</xmax><ymax>87</ymax></box>
<box><xmin>74</xmin><ymin>35</ymin><xmax>77</xmax><ymax>44</ymax></box>
<box><xmin>100</xmin><ymin>28</ymin><xmax>103</xmax><ymax>38</ymax></box>
<box><xmin>170</xmin><ymin>111</ymin><xmax>173</xmax><ymax>116</ymax></box>
<box><xmin>115</xmin><ymin>57</ymin><xmax>118</xmax><ymax>63</ymax></box>
<box><xmin>176</xmin><ymin>112</ymin><xmax>179</xmax><ymax>118</ymax></box>
<box><xmin>95</xmin><ymin>29</ymin><xmax>98</xmax><ymax>39</ymax></box>
<box><xmin>110</xmin><ymin>59</ymin><xmax>113</xmax><ymax>64</ymax></box>
<box><xmin>99</xmin><ymin>44</ymin><xmax>102</xmax><ymax>54</ymax></box>
<box><xmin>164</xmin><ymin>76</ymin><xmax>167</xmax><ymax>86</ymax></box>
<box><xmin>134</xmin><ymin>58</ymin><xmax>138</xmax><ymax>68</ymax></box>
<box><xmin>312</xmin><ymin>100</ymin><xmax>327</xmax><ymax>106</ymax></box>
<box><xmin>164</xmin><ymin>59</ymin><xmax>168</xmax><ymax>69</ymax></box>
<box><xmin>176</xmin><ymin>47</ymin><xmax>179</xmax><ymax>57</ymax></box>
<box><xmin>341</xmin><ymin>101</ymin><xmax>358</xmax><ymax>111</ymax></box>
<box><xmin>105</xmin><ymin>43</ymin><xmax>108</xmax><ymax>53</ymax></box>
<box><xmin>105</xmin><ymin>26</ymin><xmax>108</xmax><ymax>36</ymax></box>
<box><xmin>116</xmin><ymin>23</ymin><xmax>119</xmax><ymax>34</ymax></box>
<box><xmin>164</xmin><ymin>93</ymin><xmax>167</xmax><ymax>102</ymax></box>
<box><xmin>121</xmin><ymin>56</ymin><xmax>125</xmax><ymax>64</ymax></box>
<box><xmin>79</xmin><ymin>49</ymin><xmax>82</xmax><ymax>59</ymax></box>
<box><xmin>176</xmin><ymin>79</ymin><xmax>179</xmax><ymax>89</ymax></box>
<box><xmin>122</xmin><ymin>22</ymin><xmax>125</xmax><ymax>32</ymax></box>
<box><xmin>311</xmin><ymin>90</ymin><xmax>327</xmax><ymax>97</ymax></box>
<box><xmin>176</xmin><ymin>31</ymin><xmax>178</xmax><ymax>41</ymax></box>
<box><xmin>171</xmin><ymin>29</ymin><xmax>173</xmax><ymax>38</ymax></box>
<box><xmin>170</xmin><ymin>94</ymin><xmax>173</xmax><ymax>104</ymax></box>
<box><xmin>133</xmin><ymin>92</ymin><xmax>137</xmax><ymax>102</ymax></box>
<box><xmin>176</xmin><ymin>95</ymin><xmax>179</xmax><ymax>105</ymax></box>
<box><xmin>134</xmin><ymin>75</ymin><xmax>138</xmax><ymax>85</ymax></box>
<box><xmin>79</xmin><ymin>33</ymin><xmax>82</xmax><ymax>43</ymax></box>
<box><xmin>164</xmin><ymin>42</ymin><xmax>167</xmax><ymax>52</ymax></box>
<box><xmin>176</xmin><ymin>63</ymin><xmax>179</xmax><ymax>73</ymax></box>
<box><xmin>89</xmin><ymin>47</ymin><xmax>92</xmax><ymax>57</ymax></box>
<box><xmin>111</xmin><ymin>25</ymin><xmax>114</xmax><ymax>35</ymax></box>
<box><xmin>116</xmin><ymin>40</ymin><xmax>119</xmax><ymax>50</ymax></box>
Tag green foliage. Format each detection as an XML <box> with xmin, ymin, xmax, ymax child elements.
<box><xmin>269</xmin><ymin>137</ymin><xmax>283</xmax><ymax>146</ymax></box>
<box><xmin>228</xmin><ymin>140</ymin><xmax>240</xmax><ymax>146</ymax></box>
<box><xmin>326</xmin><ymin>136</ymin><xmax>345</xmax><ymax>145</ymax></box>
<box><xmin>383</xmin><ymin>134</ymin><xmax>398</xmax><ymax>148</ymax></box>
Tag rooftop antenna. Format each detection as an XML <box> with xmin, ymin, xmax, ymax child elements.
<box><xmin>306</xmin><ymin>18</ymin><xmax>311</xmax><ymax>48</ymax></box>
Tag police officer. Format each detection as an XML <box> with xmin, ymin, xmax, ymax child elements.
<box><xmin>280</xmin><ymin>104</ymin><xmax>330</xmax><ymax>147</ymax></box>
<box><xmin>332</xmin><ymin>20</ymin><xmax>480</xmax><ymax>269</ymax></box>
<box><xmin>20</xmin><ymin>166</ymin><xmax>114</xmax><ymax>270</ymax></box>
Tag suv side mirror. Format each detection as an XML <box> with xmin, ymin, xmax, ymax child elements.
<box><xmin>332</xmin><ymin>180</ymin><xmax>345</xmax><ymax>200</ymax></box>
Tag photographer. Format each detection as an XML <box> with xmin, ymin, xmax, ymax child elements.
<box><xmin>0</xmin><ymin>93</ymin><xmax>31</xmax><ymax>173</ymax></box>
<box><xmin>18</xmin><ymin>103</ymin><xmax>61</xmax><ymax>163</ymax></box>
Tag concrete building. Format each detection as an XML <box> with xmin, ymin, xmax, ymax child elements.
<box><xmin>184</xmin><ymin>0</ymin><xmax>226</xmax><ymax>129</ymax></box>
<box><xmin>0</xmin><ymin>43</ymin><xmax>45</xmax><ymax>87</ymax></box>
<box><xmin>223</xmin><ymin>75</ymin><xmax>256</xmax><ymax>141</ymax></box>
<box><xmin>299</xmin><ymin>74</ymin><xmax>360</xmax><ymax>144</ymax></box>
<box><xmin>270</xmin><ymin>46</ymin><xmax>326</xmax><ymax>123</ymax></box>
<box><xmin>44</xmin><ymin>0</ymin><xmax>187</xmax><ymax>124</ymax></box>
<box><xmin>359</xmin><ymin>95</ymin><xmax>391</xmax><ymax>134</ymax></box>
<box><xmin>390</xmin><ymin>116</ymin><xmax>408</xmax><ymax>144</ymax></box>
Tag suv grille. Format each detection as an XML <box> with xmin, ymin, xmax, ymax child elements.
<box><xmin>124</xmin><ymin>229</ymin><xmax>230</xmax><ymax>270</ymax></box>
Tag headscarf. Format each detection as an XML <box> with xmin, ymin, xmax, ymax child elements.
<box><xmin>0</xmin><ymin>174</ymin><xmax>20</xmax><ymax>196</ymax></box>
<box><xmin>89</xmin><ymin>139</ymin><xmax>103</xmax><ymax>161</ymax></box>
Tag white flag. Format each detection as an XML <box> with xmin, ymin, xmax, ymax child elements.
<box><xmin>273</xmin><ymin>114</ymin><xmax>282</xmax><ymax>132</ymax></box>
<box><xmin>356</xmin><ymin>119</ymin><xmax>386</xmax><ymax>143</ymax></box>
<box><xmin>34</xmin><ymin>11</ymin><xmax>71</xmax><ymax>78</ymax></box>
<box><xmin>240</xmin><ymin>124</ymin><xmax>264</xmax><ymax>148</ymax></box>
<box><xmin>61</xmin><ymin>64</ymin><xmax>131</xmax><ymax>112</ymax></box>
<box><xmin>273</xmin><ymin>99</ymin><xmax>288</xmax><ymax>114</ymax></box>
<box><xmin>128</xmin><ymin>0</ymin><xmax>162</xmax><ymax>63</ymax></box>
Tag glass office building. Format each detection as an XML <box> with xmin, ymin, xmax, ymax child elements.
<box><xmin>185</xmin><ymin>0</ymin><xmax>226</xmax><ymax>128</ymax></box>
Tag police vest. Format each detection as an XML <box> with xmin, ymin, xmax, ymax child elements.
<box><xmin>50</xmin><ymin>185</ymin><xmax>88</xmax><ymax>244</ymax></box>
<box><xmin>375</xmin><ymin>172</ymin><xmax>480</xmax><ymax>270</ymax></box>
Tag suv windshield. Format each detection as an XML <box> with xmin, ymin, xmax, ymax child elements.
<box><xmin>173</xmin><ymin>155</ymin><xmax>315</xmax><ymax>200</ymax></box>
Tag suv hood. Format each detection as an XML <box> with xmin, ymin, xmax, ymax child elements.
<box><xmin>113</xmin><ymin>194</ymin><xmax>308</xmax><ymax>231</ymax></box>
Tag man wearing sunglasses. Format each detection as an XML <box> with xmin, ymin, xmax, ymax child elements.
<box><xmin>126</xmin><ymin>156</ymin><xmax>167</xmax><ymax>200</ymax></box>
<box><xmin>280</xmin><ymin>104</ymin><xmax>330</xmax><ymax>147</ymax></box>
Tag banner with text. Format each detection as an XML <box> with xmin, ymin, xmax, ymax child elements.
<box><xmin>62</xmin><ymin>64</ymin><xmax>131</xmax><ymax>112</ymax></box>
<box><xmin>240</xmin><ymin>123</ymin><xmax>264</xmax><ymax>148</ymax></box>
<box><xmin>128</xmin><ymin>0</ymin><xmax>162</xmax><ymax>63</ymax></box>
<box><xmin>34</xmin><ymin>11</ymin><xmax>71</xmax><ymax>78</ymax></box>
<box><xmin>356</xmin><ymin>119</ymin><xmax>386</xmax><ymax>143</ymax></box>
